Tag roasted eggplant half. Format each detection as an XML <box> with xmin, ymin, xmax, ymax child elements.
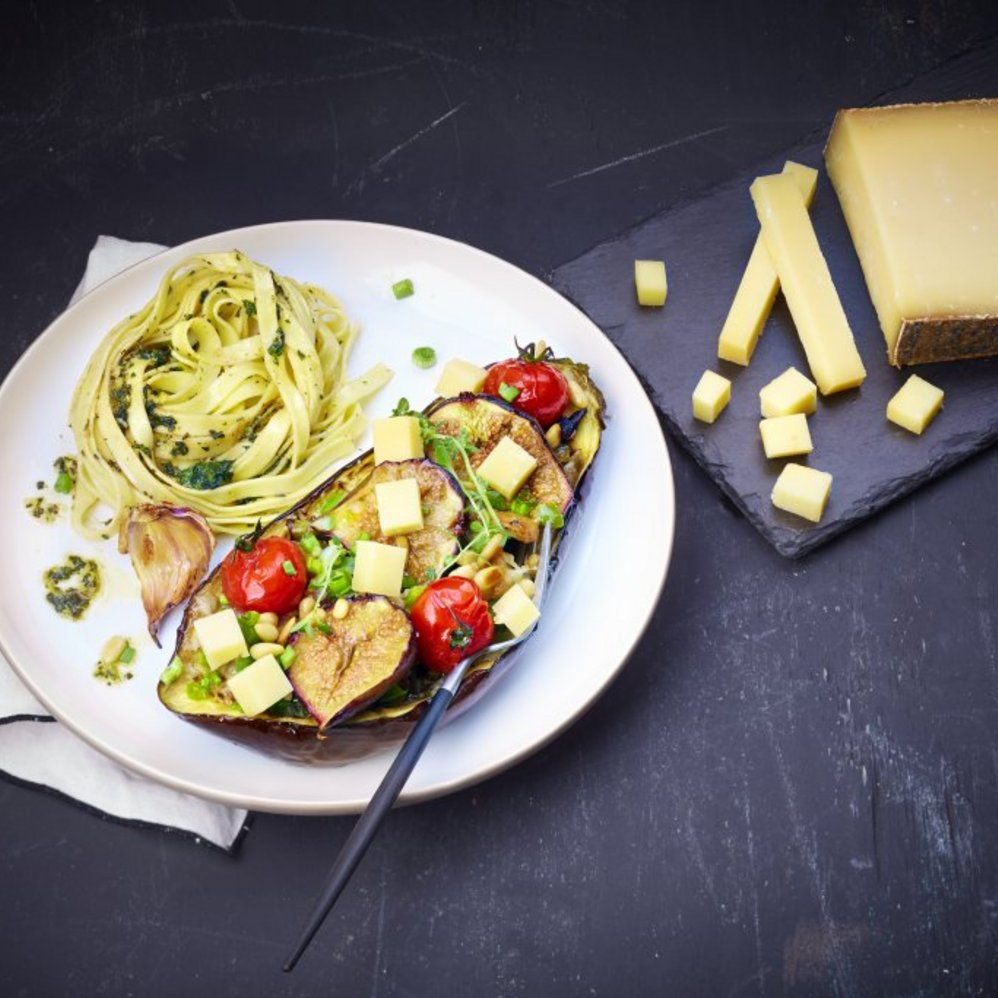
<box><xmin>158</xmin><ymin>354</ymin><xmax>606</xmax><ymax>763</ymax></box>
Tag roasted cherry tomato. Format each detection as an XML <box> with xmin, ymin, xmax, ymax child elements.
<box><xmin>409</xmin><ymin>576</ymin><xmax>495</xmax><ymax>674</ymax></box>
<box><xmin>220</xmin><ymin>535</ymin><xmax>308</xmax><ymax>614</ymax></box>
<box><xmin>483</xmin><ymin>357</ymin><xmax>569</xmax><ymax>428</ymax></box>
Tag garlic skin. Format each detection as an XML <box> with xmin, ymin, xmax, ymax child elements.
<box><xmin>119</xmin><ymin>504</ymin><xmax>215</xmax><ymax>645</ymax></box>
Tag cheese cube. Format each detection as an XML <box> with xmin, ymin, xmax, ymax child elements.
<box><xmin>193</xmin><ymin>608</ymin><xmax>249</xmax><ymax>670</ymax></box>
<box><xmin>886</xmin><ymin>374</ymin><xmax>944</xmax><ymax>435</ymax></box>
<box><xmin>692</xmin><ymin>370</ymin><xmax>731</xmax><ymax>423</ymax></box>
<box><xmin>759</xmin><ymin>413</ymin><xmax>813</xmax><ymax>459</ymax></box>
<box><xmin>476</xmin><ymin>436</ymin><xmax>538</xmax><ymax>500</ymax></box>
<box><xmin>634</xmin><ymin>260</ymin><xmax>668</xmax><ymax>306</ymax></box>
<box><xmin>771</xmin><ymin>463</ymin><xmax>832</xmax><ymax>523</ymax></box>
<box><xmin>435</xmin><ymin>358</ymin><xmax>488</xmax><ymax>396</ymax></box>
<box><xmin>373</xmin><ymin>416</ymin><xmax>424</xmax><ymax>464</ymax></box>
<box><xmin>492</xmin><ymin>582</ymin><xmax>540</xmax><ymax>637</ymax></box>
<box><xmin>351</xmin><ymin>540</ymin><xmax>407</xmax><ymax>598</ymax></box>
<box><xmin>227</xmin><ymin>654</ymin><xmax>293</xmax><ymax>717</ymax></box>
<box><xmin>759</xmin><ymin>366</ymin><xmax>817</xmax><ymax>418</ymax></box>
<box><xmin>375</xmin><ymin>478</ymin><xmax>424</xmax><ymax>537</ymax></box>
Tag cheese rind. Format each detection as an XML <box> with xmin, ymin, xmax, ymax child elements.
<box><xmin>435</xmin><ymin>358</ymin><xmax>488</xmax><ymax>396</ymax></box>
<box><xmin>718</xmin><ymin>161</ymin><xmax>819</xmax><ymax>365</ymax></box>
<box><xmin>771</xmin><ymin>463</ymin><xmax>832</xmax><ymax>523</ymax></box>
<box><xmin>759</xmin><ymin>413</ymin><xmax>813</xmax><ymax>459</ymax></box>
<box><xmin>227</xmin><ymin>654</ymin><xmax>293</xmax><ymax>717</ymax></box>
<box><xmin>634</xmin><ymin>260</ymin><xmax>668</xmax><ymax>307</ymax></box>
<box><xmin>492</xmin><ymin>583</ymin><xmax>540</xmax><ymax>637</ymax></box>
<box><xmin>886</xmin><ymin>374</ymin><xmax>944</xmax><ymax>435</ymax></box>
<box><xmin>351</xmin><ymin>541</ymin><xmax>407</xmax><ymax>598</ymax></box>
<box><xmin>692</xmin><ymin>370</ymin><xmax>731</xmax><ymax>424</ymax></box>
<box><xmin>373</xmin><ymin>416</ymin><xmax>424</xmax><ymax>464</ymax></box>
<box><xmin>759</xmin><ymin>366</ymin><xmax>817</xmax><ymax>418</ymax></box>
<box><xmin>193</xmin><ymin>608</ymin><xmax>249</xmax><ymax>670</ymax></box>
<box><xmin>750</xmin><ymin>173</ymin><xmax>867</xmax><ymax>395</ymax></box>
<box><xmin>477</xmin><ymin>437</ymin><xmax>538</xmax><ymax>500</ymax></box>
<box><xmin>375</xmin><ymin>478</ymin><xmax>424</xmax><ymax>536</ymax></box>
<box><xmin>825</xmin><ymin>100</ymin><xmax>998</xmax><ymax>366</ymax></box>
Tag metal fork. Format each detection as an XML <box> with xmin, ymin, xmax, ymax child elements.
<box><xmin>283</xmin><ymin>522</ymin><xmax>554</xmax><ymax>971</ymax></box>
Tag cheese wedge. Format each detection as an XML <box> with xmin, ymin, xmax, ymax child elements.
<box><xmin>717</xmin><ymin>161</ymin><xmax>819</xmax><ymax>365</ymax></box>
<box><xmin>825</xmin><ymin>100</ymin><xmax>998</xmax><ymax>366</ymax></box>
<box><xmin>750</xmin><ymin>173</ymin><xmax>867</xmax><ymax>395</ymax></box>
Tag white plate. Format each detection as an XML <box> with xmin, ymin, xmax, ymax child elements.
<box><xmin>0</xmin><ymin>220</ymin><xmax>674</xmax><ymax>814</ymax></box>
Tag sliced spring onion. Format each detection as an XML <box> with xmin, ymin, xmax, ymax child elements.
<box><xmin>498</xmin><ymin>382</ymin><xmax>520</xmax><ymax>403</ymax></box>
<box><xmin>279</xmin><ymin>646</ymin><xmax>296</xmax><ymax>669</ymax></box>
<box><xmin>412</xmin><ymin>346</ymin><xmax>436</xmax><ymax>369</ymax></box>
<box><xmin>392</xmin><ymin>278</ymin><xmax>414</xmax><ymax>300</ymax></box>
<box><xmin>160</xmin><ymin>656</ymin><xmax>183</xmax><ymax>685</ymax></box>
<box><xmin>119</xmin><ymin>644</ymin><xmax>136</xmax><ymax>665</ymax></box>
<box><xmin>54</xmin><ymin>472</ymin><xmax>74</xmax><ymax>494</ymax></box>
<box><xmin>282</xmin><ymin>559</ymin><xmax>297</xmax><ymax>576</ymax></box>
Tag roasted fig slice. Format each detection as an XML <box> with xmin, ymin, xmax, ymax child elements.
<box><xmin>288</xmin><ymin>596</ymin><xmax>416</xmax><ymax>728</ymax></box>
<box><xmin>322</xmin><ymin>460</ymin><xmax>463</xmax><ymax>581</ymax></box>
<box><xmin>427</xmin><ymin>396</ymin><xmax>574</xmax><ymax>514</ymax></box>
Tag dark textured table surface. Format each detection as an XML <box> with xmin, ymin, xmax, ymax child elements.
<box><xmin>4</xmin><ymin>3</ymin><xmax>998</xmax><ymax>995</ymax></box>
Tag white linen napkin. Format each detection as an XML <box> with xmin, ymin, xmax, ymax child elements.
<box><xmin>0</xmin><ymin>236</ymin><xmax>249</xmax><ymax>851</ymax></box>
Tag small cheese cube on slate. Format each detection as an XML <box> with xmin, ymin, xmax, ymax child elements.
<box><xmin>492</xmin><ymin>583</ymin><xmax>540</xmax><ymax>637</ymax></box>
<box><xmin>692</xmin><ymin>370</ymin><xmax>731</xmax><ymax>423</ymax></box>
<box><xmin>373</xmin><ymin>416</ymin><xmax>424</xmax><ymax>464</ymax></box>
<box><xmin>352</xmin><ymin>541</ymin><xmax>407</xmax><ymax>598</ymax></box>
<box><xmin>435</xmin><ymin>358</ymin><xmax>488</xmax><ymax>396</ymax></box>
<box><xmin>771</xmin><ymin>463</ymin><xmax>832</xmax><ymax>523</ymax></box>
<box><xmin>634</xmin><ymin>259</ymin><xmax>668</xmax><ymax>306</ymax></box>
<box><xmin>886</xmin><ymin>374</ymin><xmax>944</xmax><ymax>435</ymax></box>
<box><xmin>375</xmin><ymin>478</ymin><xmax>424</xmax><ymax>537</ymax></box>
<box><xmin>193</xmin><ymin>608</ymin><xmax>249</xmax><ymax>670</ymax></box>
<box><xmin>227</xmin><ymin>654</ymin><xmax>293</xmax><ymax>717</ymax></box>
<box><xmin>759</xmin><ymin>413</ymin><xmax>813</xmax><ymax>459</ymax></box>
<box><xmin>477</xmin><ymin>437</ymin><xmax>538</xmax><ymax>500</ymax></box>
<box><xmin>759</xmin><ymin>366</ymin><xmax>818</xmax><ymax>417</ymax></box>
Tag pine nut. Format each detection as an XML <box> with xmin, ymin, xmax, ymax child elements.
<box><xmin>332</xmin><ymin>598</ymin><xmax>349</xmax><ymax>620</ymax></box>
<box><xmin>480</xmin><ymin>534</ymin><xmax>505</xmax><ymax>564</ymax></box>
<box><xmin>277</xmin><ymin>616</ymin><xmax>297</xmax><ymax>644</ymax></box>
<box><xmin>298</xmin><ymin>596</ymin><xmax>315</xmax><ymax>618</ymax></box>
<box><xmin>457</xmin><ymin>550</ymin><xmax>479</xmax><ymax>567</ymax></box>
<box><xmin>258</xmin><ymin>612</ymin><xmax>279</xmax><ymax>626</ymax></box>
<box><xmin>254</xmin><ymin>621</ymin><xmax>280</xmax><ymax>643</ymax></box>
<box><xmin>250</xmin><ymin>642</ymin><xmax>284</xmax><ymax>659</ymax></box>
<box><xmin>526</xmin><ymin>553</ymin><xmax>540</xmax><ymax>570</ymax></box>
<box><xmin>100</xmin><ymin>635</ymin><xmax>127</xmax><ymax>665</ymax></box>
<box><xmin>449</xmin><ymin>565</ymin><xmax>477</xmax><ymax>580</ymax></box>
<box><xmin>545</xmin><ymin>423</ymin><xmax>562</xmax><ymax>448</ymax></box>
<box><xmin>519</xmin><ymin>578</ymin><xmax>536</xmax><ymax>597</ymax></box>
<box><xmin>473</xmin><ymin>566</ymin><xmax>504</xmax><ymax>598</ymax></box>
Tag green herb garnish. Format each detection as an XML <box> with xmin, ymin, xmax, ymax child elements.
<box><xmin>412</xmin><ymin>346</ymin><xmax>436</xmax><ymax>369</ymax></box>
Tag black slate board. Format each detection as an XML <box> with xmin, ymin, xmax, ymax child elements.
<box><xmin>552</xmin><ymin>40</ymin><xmax>998</xmax><ymax>558</ymax></box>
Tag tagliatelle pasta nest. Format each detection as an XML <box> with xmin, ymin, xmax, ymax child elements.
<box><xmin>69</xmin><ymin>250</ymin><xmax>392</xmax><ymax>539</ymax></box>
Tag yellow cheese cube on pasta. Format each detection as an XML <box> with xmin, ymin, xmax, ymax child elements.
<box><xmin>476</xmin><ymin>437</ymin><xmax>538</xmax><ymax>500</ymax></box>
<box><xmin>373</xmin><ymin>416</ymin><xmax>424</xmax><ymax>464</ymax></box>
<box><xmin>692</xmin><ymin>370</ymin><xmax>731</xmax><ymax>423</ymax></box>
<box><xmin>351</xmin><ymin>540</ymin><xmax>407</xmax><ymax>598</ymax></box>
<box><xmin>771</xmin><ymin>463</ymin><xmax>832</xmax><ymax>523</ymax></box>
<box><xmin>193</xmin><ymin>608</ymin><xmax>249</xmax><ymax>670</ymax></box>
<box><xmin>759</xmin><ymin>367</ymin><xmax>817</xmax><ymax>418</ymax></box>
<box><xmin>227</xmin><ymin>654</ymin><xmax>293</xmax><ymax>717</ymax></box>
<box><xmin>375</xmin><ymin>478</ymin><xmax>424</xmax><ymax>537</ymax></box>
<box><xmin>435</xmin><ymin>358</ymin><xmax>488</xmax><ymax>396</ymax></box>
<box><xmin>634</xmin><ymin>260</ymin><xmax>668</xmax><ymax>306</ymax></box>
<box><xmin>759</xmin><ymin>413</ymin><xmax>813</xmax><ymax>459</ymax></box>
<box><xmin>492</xmin><ymin>582</ymin><xmax>540</xmax><ymax>637</ymax></box>
<box><xmin>886</xmin><ymin>374</ymin><xmax>944</xmax><ymax>435</ymax></box>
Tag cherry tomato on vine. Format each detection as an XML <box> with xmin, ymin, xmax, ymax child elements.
<box><xmin>483</xmin><ymin>355</ymin><xmax>569</xmax><ymax>428</ymax></box>
<box><xmin>409</xmin><ymin>576</ymin><xmax>495</xmax><ymax>673</ymax></box>
<box><xmin>220</xmin><ymin>535</ymin><xmax>308</xmax><ymax>614</ymax></box>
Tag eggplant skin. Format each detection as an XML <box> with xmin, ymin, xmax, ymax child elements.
<box><xmin>160</xmin><ymin>355</ymin><xmax>605</xmax><ymax>765</ymax></box>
